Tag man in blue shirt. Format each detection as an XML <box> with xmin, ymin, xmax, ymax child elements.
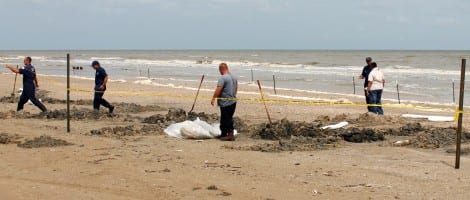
<box><xmin>211</xmin><ymin>63</ymin><xmax>238</xmax><ymax>141</ymax></box>
<box><xmin>5</xmin><ymin>57</ymin><xmax>47</xmax><ymax>112</ymax></box>
<box><xmin>91</xmin><ymin>61</ymin><xmax>114</xmax><ymax>114</ymax></box>
<box><xmin>359</xmin><ymin>57</ymin><xmax>373</xmax><ymax>112</ymax></box>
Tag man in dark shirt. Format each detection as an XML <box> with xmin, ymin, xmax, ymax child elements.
<box><xmin>91</xmin><ymin>61</ymin><xmax>114</xmax><ymax>113</ymax></box>
<box><xmin>5</xmin><ymin>57</ymin><xmax>47</xmax><ymax>112</ymax></box>
<box><xmin>359</xmin><ymin>57</ymin><xmax>373</xmax><ymax>112</ymax></box>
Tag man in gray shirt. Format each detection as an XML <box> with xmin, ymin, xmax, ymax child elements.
<box><xmin>211</xmin><ymin>63</ymin><xmax>238</xmax><ymax>141</ymax></box>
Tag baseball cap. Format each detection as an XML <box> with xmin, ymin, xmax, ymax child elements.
<box><xmin>366</xmin><ymin>57</ymin><xmax>372</xmax><ymax>62</ymax></box>
<box><xmin>91</xmin><ymin>61</ymin><xmax>100</xmax><ymax>67</ymax></box>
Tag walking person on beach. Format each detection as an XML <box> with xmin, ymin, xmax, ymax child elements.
<box><xmin>359</xmin><ymin>57</ymin><xmax>373</xmax><ymax>112</ymax></box>
<box><xmin>5</xmin><ymin>57</ymin><xmax>47</xmax><ymax>112</ymax></box>
<box><xmin>211</xmin><ymin>63</ymin><xmax>238</xmax><ymax>141</ymax></box>
<box><xmin>91</xmin><ymin>61</ymin><xmax>114</xmax><ymax>114</ymax></box>
<box><xmin>366</xmin><ymin>62</ymin><xmax>385</xmax><ymax>115</ymax></box>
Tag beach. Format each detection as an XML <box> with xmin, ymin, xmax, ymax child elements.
<box><xmin>0</xmin><ymin>72</ymin><xmax>469</xmax><ymax>200</ymax></box>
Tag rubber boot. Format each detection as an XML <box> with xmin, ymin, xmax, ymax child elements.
<box><xmin>220</xmin><ymin>130</ymin><xmax>235</xmax><ymax>141</ymax></box>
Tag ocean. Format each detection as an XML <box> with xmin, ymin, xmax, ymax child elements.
<box><xmin>1</xmin><ymin>50</ymin><xmax>469</xmax><ymax>106</ymax></box>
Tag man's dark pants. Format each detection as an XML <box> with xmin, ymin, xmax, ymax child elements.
<box><xmin>17</xmin><ymin>89</ymin><xmax>47</xmax><ymax>112</ymax></box>
<box><xmin>94</xmin><ymin>90</ymin><xmax>112</xmax><ymax>110</ymax></box>
<box><xmin>364</xmin><ymin>89</ymin><xmax>372</xmax><ymax>112</ymax></box>
<box><xmin>368</xmin><ymin>90</ymin><xmax>384</xmax><ymax>115</ymax></box>
<box><xmin>219</xmin><ymin>103</ymin><xmax>237</xmax><ymax>136</ymax></box>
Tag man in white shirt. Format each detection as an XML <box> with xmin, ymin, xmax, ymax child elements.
<box><xmin>366</xmin><ymin>62</ymin><xmax>385</xmax><ymax>115</ymax></box>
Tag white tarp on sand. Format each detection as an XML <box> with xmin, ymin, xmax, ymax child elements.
<box><xmin>401</xmin><ymin>114</ymin><xmax>454</xmax><ymax>122</ymax></box>
<box><xmin>321</xmin><ymin>121</ymin><xmax>349</xmax><ymax>130</ymax></box>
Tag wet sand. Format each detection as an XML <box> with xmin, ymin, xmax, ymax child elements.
<box><xmin>0</xmin><ymin>73</ymin><xmax>469</xmax><ymax>200</ymax></box>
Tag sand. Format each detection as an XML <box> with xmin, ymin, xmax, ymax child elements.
<box><xmin>0</xmin><ymin>73</ymin><xmax>469</xmax><ymax>200</ymax></box>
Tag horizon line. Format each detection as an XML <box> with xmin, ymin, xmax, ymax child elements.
<box><xmin>1</xmin><ymin>48</ymin><xmax>470</xmax><ymax>51</ymax></box>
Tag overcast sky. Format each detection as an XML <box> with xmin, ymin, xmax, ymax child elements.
<box><xmin>0</xmin><ymin>0</ymin><xmax>469</xmax><ymax>50</ymax></box>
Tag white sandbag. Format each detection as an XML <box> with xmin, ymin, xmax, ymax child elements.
<box><xmin>321</xmin><ymin>121</ymin><xmax>349</xmax><ymax>130</ymax></box>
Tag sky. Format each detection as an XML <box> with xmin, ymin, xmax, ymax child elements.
<box><xmin>0</xmin><ymin>0</ymin><xmax>469</xmax><ymax>50</ymax></box>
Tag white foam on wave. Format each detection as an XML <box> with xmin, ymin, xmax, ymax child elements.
<box><xmin>90</xmin><ymin>57</ymin><xmax>123</xmax><ymax>60</ymax></box>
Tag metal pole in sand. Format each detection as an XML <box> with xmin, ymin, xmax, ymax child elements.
<box><xmin>396</xmin><ymin>80</ymin><xmax>401</xmax><ymax>104</ymax></box>
<box><xmin>147</xmin><ymin>67</ymin><xmax>150</xmax><ymax>79</ymax></box>
<box><xmin>67</xmin><ymin>54</ymin><xmax>71</xmax><ymax>133</ymax></box>
<box><xmin>273</xmin><ymin>74</ymin><xmax>277</xmax><ymax>95</ymax></box>
<box><xmin>189</xmin><ymin>74</ymin><xmax>205</xmax><ymax>113</ymax></box>
<box><xmin>352</xmin><ymin>76</ymin><xmax>356</xmax><ymax>95</ymax></box>
<box><xmin>251</xmin><ymin>68</ymin><xmax>254</xmax><ymax>82</ymax></box>
<box><xmin>257</xmin><ymin>80</ymin><xmax>272</xmax><ymax>124</ymax></box>
<box><xmin>455</xmin><ymin>59</ymin><xmax>466</xmax><ymax>169</ymax></box>
<box><xmin>11</xmin><ymin>65</ymin><xmax>18</xmax><ymax>97</ymax></box>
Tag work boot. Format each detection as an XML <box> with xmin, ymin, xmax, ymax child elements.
<box><xmin>219</xmin><ymin>130</ymin><xmax>235</xmax><ymax>141</ymax></box>
<box><xmin>215</xmin><ymin>131</ymin><xmax>227</xmax><ymax>139</ymax></box>
<box><xmin>109</xmin><ymin>105</ymin><xmax>115</xmax><ymax>114</ymax></box>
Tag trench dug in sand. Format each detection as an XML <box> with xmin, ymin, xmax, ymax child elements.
<box><xmin>1</xmin><ymin>92</ymin><xmax>469</xmax><ymax>152</ymax></box>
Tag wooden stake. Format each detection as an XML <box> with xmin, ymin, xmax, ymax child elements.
<box><xmin>189</xmin><ymin>74</ymin><xmax>205</xmax><ymax>113</ymax></box>
<box><xmin>147</xmin><ymin>67</ymin><xmax>150</xmax><ymax>79</ymax></box>
<box><xmin>455</xmin><ymin>59</ymin><xmax>466</xmax><ymax>169</ymax></box>
<box><xmin>257</xmin><ymin>80</ymin><xmax>272</xmax><ymax>124</ymax></box>
<box><xmin>273</xmin><ymin>74</ymin><xmax>277</xmax><ymax>95</ymax></box>
<box><xmin>67</xmin><ymin>54</ymin><xmax>71</xmax><ymax>133</ymax></box>
<box><xmin>11</xmin><ymin>65</ymin><xmax>18</xmax><ymax>97</ymax></box>
<box><xmin>352</xmin><ymin>76</ymin><xmax>356</xmax><ymax>95</ymax></box>
<box><xmin>453</xmin><ymin>80</ymin><xmax>456</xmax><ymax>104</ymax></box>
<box><xmin>396</xmin><ymin>80</ymin><xmax>401</xmax><ymax>104</ymax></box>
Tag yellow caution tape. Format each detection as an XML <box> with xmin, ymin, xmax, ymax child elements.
<box><xmin>65</xmin><ymin>87</ymin><xmax>469</xmax><ymax>116</ymax></box>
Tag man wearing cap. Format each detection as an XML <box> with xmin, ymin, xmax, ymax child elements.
<box><xmin>359</xmin><ymin>57</ymin><xmax>373</xmax><ymax>112</ymax></box>
<box><xmin>211</xmin><ymin>63</ymin><xmax>238</xmax><ymax>141</ymax></box>
<box><xmin>91</xmin><ymin>61</ymin><xmax>114</xmax><ymax>114</ymax></box>
<box><xmin>5</xmin><ymin>57</ymin><xmax>47</xmax><ymax>112</ymax></box>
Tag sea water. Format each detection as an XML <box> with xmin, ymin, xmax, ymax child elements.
<box><xmin>0</xmin><ymin>50</ymin><xmax>469</xmax><ymax>106</ymax></box>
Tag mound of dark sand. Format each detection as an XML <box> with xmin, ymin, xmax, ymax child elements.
<box><xmin>18</xmin><ymin>135</ymin><xmax>73</xmax><ymax>148</ymax></box>
<box><xmin>251</xmin><ymin>119</ymin><xmax>383</xmax><ymax>143</ymax></box>
<box><xmin>34</xmin><ymin>108</ymin><xmax>118</xmax><ymax>120</ymax></box>
<box><xmin>225</xmin><ymin>136</ymin><xmax>340</xmax><ymax>152</ymax></box>
<box><xmin>0</xmin><ymin>96</ymin><xmax>17</xmax><ymax>103</ymax></box>
<box><xmin>88</xmin><ymin>125</ymin><xmax>164</xmax><ymax>138</ymax></box>
<box><xmin>410</xmin><ymin>127</ymin><xmax>459</xmax><ymax>148</ymax></box>
<box><xmin>352</xmin><ymin>113</ymin><xmax>405</xmax><ymax>126</ymax></box>
<box><xmin>340</xmin><ymin>128</ymin><xmax>385</xmax><ymax>143</ymax></box>
<box><xmin>252</xmin><ymin>119</ymin><xmax>324</xmax><ymax>140</ymax></box>
<box><xmin>0</xmin><ymin>133</ymin><xmax>22</xmax><ymax>144</ymax></box>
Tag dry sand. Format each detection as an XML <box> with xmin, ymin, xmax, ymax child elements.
<box><xmin>0</xmin><ymin>73</ymin><xmax>469</xmax><ymax>200</ymax></box>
